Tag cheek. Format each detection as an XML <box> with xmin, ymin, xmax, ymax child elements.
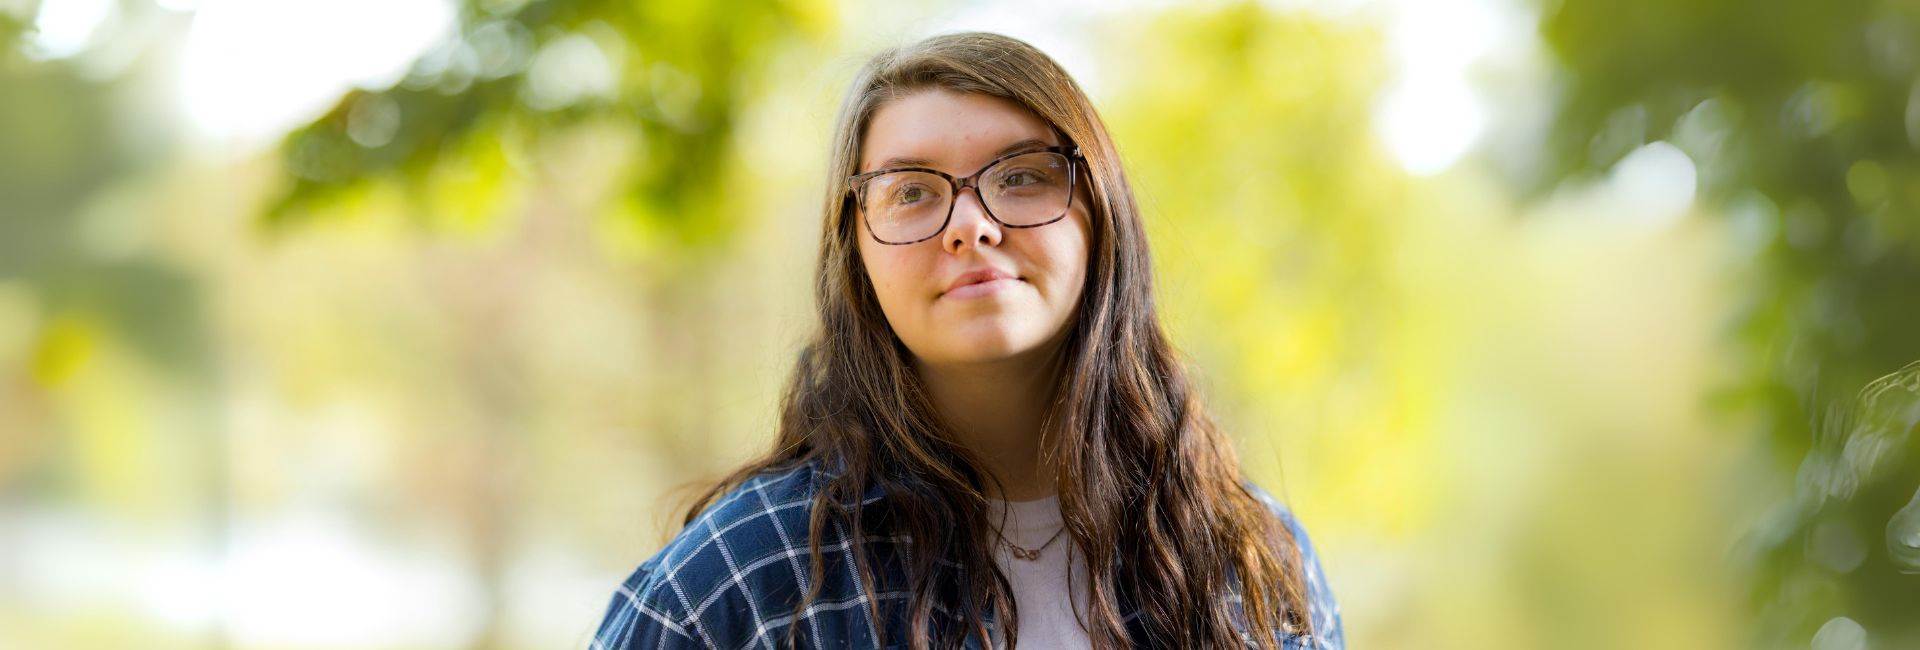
<box><xmin>1035</xmin><ymin>211</ymin><xmax>1093</xmax><ymax>301</ymax></box>
<box><xmin>858</xmin><ymin>245</ymin><xmax>922</xmax><ymax>319</ymax></box>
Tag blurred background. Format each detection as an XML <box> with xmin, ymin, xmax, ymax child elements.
<box><xmin>3</xmin><ymin>0</ymin><xmax>1918</xmax><ymax>647</ymax></box>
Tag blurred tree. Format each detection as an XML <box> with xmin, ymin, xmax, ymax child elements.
<box><xmin>269</xmin><ymin>3</ymin><xmax>831</xmax><ymax>649</ymax></box>
<box><xmin>1</xmin><ymin>4</ymin><xmax>206</xmax><ymax>371</ymax></box>
<box><xmin>2</xmin><ymin>5</ymin><xmax>227</xmax><ymax>648</ymax></box>
<box><xmin>1100</xmin><ymin>3</ymin><xmax>1408</xmax><ymax>525</ymax></box>
<box><xmin>268</xmin><ymin>0</ymin><xmax>829</xmax><ymax>252</ymax></box>
<box><xmin>1</xmin><ymin>2</ymin><xmax>216</xmax><ymax>499</ymax></box>
<box><xmin>1531</xmin><ymin>0</ymin><xmax>1920</xmax><ymax>646</ymax></box>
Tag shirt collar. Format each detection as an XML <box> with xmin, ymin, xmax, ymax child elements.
<box><xmin>814</xmin><ymin>458</ymin><xmax>1147</xmax><ymax>637</ymax></box>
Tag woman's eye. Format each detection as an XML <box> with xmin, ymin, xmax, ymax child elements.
<box><xmin>894</xmin><ymin>186</ymin><xmax>928</xmax><ymax>204</ymax></box>
<box><xmin>999</xmin><ymin>170</ymin><xmax>1040</xmax><ymax>188</ymax></box>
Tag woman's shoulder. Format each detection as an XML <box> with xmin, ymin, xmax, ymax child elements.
<box><xmin>1240</xmin><ymin>479</ymin><xmax>1347</xmax><ymax>649</ymax></box>
<box><xmin>590</xmin><ymin>461</ymin><xmax>884</xmax><ymax>649</ymax></box>
<box><xmin>615</xmin><ymin>461</ymin><xmax>827</xmax><ymax>593</ymax></box>
<box><xmin>1242</xmin><ymin>482</ymin><xmax>1314</xmax><ymax>545</ymax></box>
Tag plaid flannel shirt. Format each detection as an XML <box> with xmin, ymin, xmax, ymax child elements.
<box><xmin>590</xmin><ymin>462</ymin><xmax>1344</xmax><ymax>649</ymax></box>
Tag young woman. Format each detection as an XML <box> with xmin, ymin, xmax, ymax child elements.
<box><xmin>591</xmin><ymin>32</ymin><xmax>1343</xmax><ymax>650</ymax></box>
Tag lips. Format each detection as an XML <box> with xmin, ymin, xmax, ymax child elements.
<box><xmin>943</xmin><ymin>267</ymin><xmax>1018</xmax><ymax>296</ymax></box>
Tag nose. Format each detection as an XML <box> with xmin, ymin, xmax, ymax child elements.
<box><xmin>942</xmin><ymin>186</ymin><xmax>1004</xmax><ymax>253</ymax></box>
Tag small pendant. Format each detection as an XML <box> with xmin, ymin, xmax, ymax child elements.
<box><xmin>1010</xmin><ymin>547</ymin><xmax>1039</xmax><ymax>561</ymax></box>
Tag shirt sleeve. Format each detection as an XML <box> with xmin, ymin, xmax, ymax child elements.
<box><xmin>1281</xmin><ymin>509</ymin><xmax>1345</xmax><ymax>649</ymax></box>
<box><xmin>589</xmin><ymin>562</ymin><xmax>708</xmax><ymax>650</ymax></box>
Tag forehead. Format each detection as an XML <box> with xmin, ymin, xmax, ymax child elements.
<box><xmin>858</xmin><ymin>89</ymin><xmax>1057</xmax><ymax>174</ymax></box>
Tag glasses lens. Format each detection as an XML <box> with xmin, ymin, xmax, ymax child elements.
<box><xmin>862</xmin><ymin>170</ymin><xmax>952</xmax><ymax>243</ymax></box>
<box><xmin>982</xmin><ymin>152</ymin><xmax>1072</xmax><ymax>226</ymax></box>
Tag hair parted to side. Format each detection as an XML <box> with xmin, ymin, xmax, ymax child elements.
<box><xmin>684</xmin><ymin>31</ymin><xmax>1314</xmax><ymax>649</ymax></box>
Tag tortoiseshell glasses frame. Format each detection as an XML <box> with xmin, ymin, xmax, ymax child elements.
<box><xmin>846</xmin><ymin>145</ymin><xmax>1083</xmax><ymax>245</ymax></box>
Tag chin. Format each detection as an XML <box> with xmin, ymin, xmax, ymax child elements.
<box><xmin>931</xmin><ymin>326</ymin><xmax>1042</xmax><ymax>363</ymax></box>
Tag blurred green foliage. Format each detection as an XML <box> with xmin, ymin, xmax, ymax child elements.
<box><xmin>1536</xmin><ymin>0</ymin><xmax>1920</xmax><ymax>645</ymax></box>
<box><xmin>0</xmin><ymin>7</ymin><xmax>210</xmax><ymax>377</ymax></box>
<box><xmin>1100</xmin><ymin>4</ymin><xmax>1412</xmax><ymax>537</ymax></box>
<box><xmin>269</xmin><ymin>0</ymin><xmax>830</xmax><ymax>255</ymax></box>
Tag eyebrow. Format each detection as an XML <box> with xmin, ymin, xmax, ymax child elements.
<box><xmin>872</xmin><ymin>138</ymin><xmax>1054</xmax><ymax>172</ymax></box>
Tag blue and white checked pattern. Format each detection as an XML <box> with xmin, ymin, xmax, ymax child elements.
<box><xmin>590</xmin><ymin>462</ymin><xmax>1344</xmax><ymax>649</ymax></box>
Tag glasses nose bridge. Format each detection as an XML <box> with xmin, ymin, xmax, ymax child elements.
<box><xmin>951</xmin><ymin>168</ymin><xmax>985</xmax><ymax>196</ymax></box>
<box><xmin>947</xmin><ymin>169</ymin><xmax>992</xmax><ymax>211</ymax></box>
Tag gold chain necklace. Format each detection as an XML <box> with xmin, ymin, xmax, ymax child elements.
<box><xmin>1001</xmin><ymin>526</ymin><xmax>1067</xmax><ymax>561</ymax></box>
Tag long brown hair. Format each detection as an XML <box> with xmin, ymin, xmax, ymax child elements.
<box><xmin>686</xmin><ymin>31</ymin><xmax>1313</xmax><ymax>649</ymax></box>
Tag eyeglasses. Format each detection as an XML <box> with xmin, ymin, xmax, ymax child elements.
<box><xmin>847</xmin><ymin>145</ymin><xmax>1082</xmax><ymax>245</ymax></box>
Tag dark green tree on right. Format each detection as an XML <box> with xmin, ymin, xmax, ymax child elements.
<box><xmin>1529</xmin><ymin>0</ymin><xmax>1920</xmax><ymax>646</ymax></box>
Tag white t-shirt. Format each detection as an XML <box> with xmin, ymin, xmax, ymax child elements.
<box><xmin>986</xmin><ymin>493</ymin><xmax>1093</xmax><ymax>649</ymax></box>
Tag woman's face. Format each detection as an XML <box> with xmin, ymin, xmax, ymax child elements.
<box><xmin>855</xmin><ymin>89</ymin><xmax>1093</xmax><ymax>367</ymax></box>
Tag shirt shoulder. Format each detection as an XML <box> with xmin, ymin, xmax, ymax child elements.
<box><xmin>1242</xmin><ymin>481</ymin><xmax>1347</xmax><ymax>649</ymax></box>
<box><xmin>591</xmin><ymin>463</ymin><xmax>843</xmax><ymax>649</ymax></box>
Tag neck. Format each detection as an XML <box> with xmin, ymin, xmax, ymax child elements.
<box><xmin>915</xmin><ymin>343</ymin><xmax>1064</xmax><ymax>502</ymax></box>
